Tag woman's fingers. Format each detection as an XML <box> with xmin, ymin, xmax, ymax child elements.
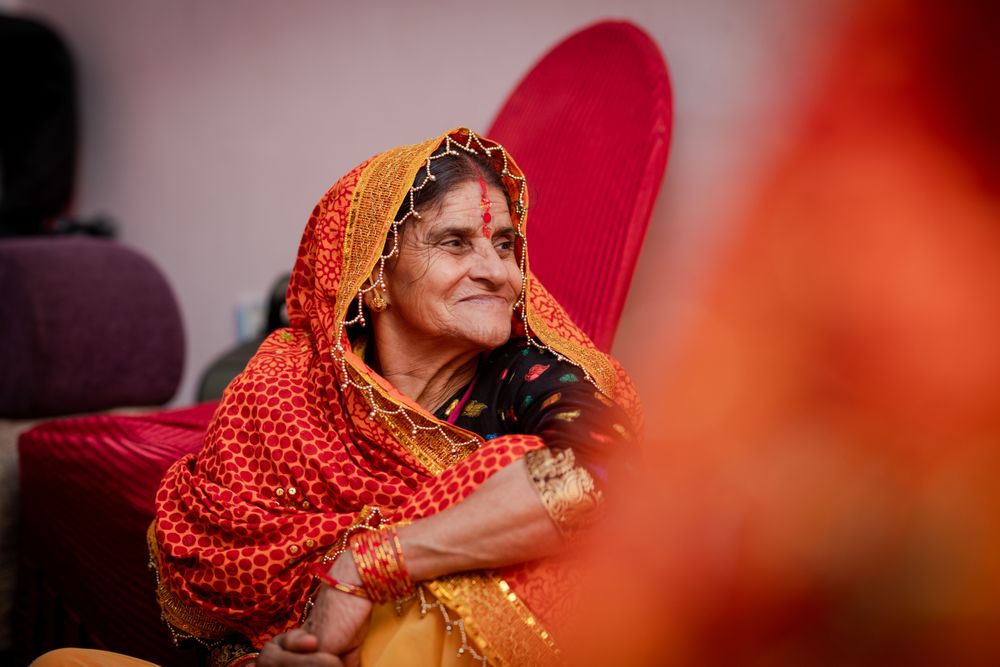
<box><xmin>281</xmin><ymin>628</ymin><xmax>321</xmax><ymax>653</ymax></box>
<box><xmin>258</xmin><ymin>631</ymin><xmax>343</xmax><ymax>667</ymax></box>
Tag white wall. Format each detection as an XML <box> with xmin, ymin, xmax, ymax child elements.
<box><xmin>16</xmin><ymin>0</ymin><xmax>843</xmax><ymax>405</ymax></box>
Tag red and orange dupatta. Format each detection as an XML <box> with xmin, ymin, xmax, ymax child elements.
<box><xmin>150</xmin><ymin>128</ymin><xmax>638</xmax><ymax>666</ymax></box>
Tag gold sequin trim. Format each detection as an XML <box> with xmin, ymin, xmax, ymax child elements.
<box><xmin>147</xmin><ymin>523</ymin><xmax>231</xmax><ymax>642</ymax></box>
<box><xmin>426</xmin><ymin>573</ymin><xmax>560</xmax><ymax>667</ymax></box>
<box><xmin>525</xmin><ymin>279</ymin><xmax>617</xmax><ymax>397</ymax></box>
<box><xmin>337</xmin><ymin>137</ymin><xmax>440</xmax><ymax>325</ymax></box>
<box><xmin>328</xmin><ymin>127</ymin><xmax>622</xmax><ymax>477</ymax></box>
<box><xmin>524</xmin><ymin>448</ymin><xmax>603</xmax><ymax>539</ymax></box>
<box><xmin>348</xmin><ymin>363</ymin><xmax>479</xmax><ymax>475</ymax></box>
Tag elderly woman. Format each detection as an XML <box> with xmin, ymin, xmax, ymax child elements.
<box><xmin>37</xmin><ymin>128</ymin><xmax>638</xmax><ymax>667</ymax></box>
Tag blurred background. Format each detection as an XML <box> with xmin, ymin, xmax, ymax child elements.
<box><xmin>0</xmin><ymin>0</ymin><xmax>842</xmax><ymax>405</ymax></box>
<box><xmin>4</xmin><ymin>0</ymin><xmax>1000</xmax><ymax>664</ymax></box>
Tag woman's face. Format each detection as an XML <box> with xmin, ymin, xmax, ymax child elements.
<box><xmin>378</xmin><ymin>179</ymin><xmax>521</xmax><ymax>355</ymax></box>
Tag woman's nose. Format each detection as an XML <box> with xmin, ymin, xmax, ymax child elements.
<box><xmin>469</xmin><ymin>240</ymin><xmax>508</xmax><ymax>285</ymax></box>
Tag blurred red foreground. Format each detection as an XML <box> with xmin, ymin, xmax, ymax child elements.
<box><xmin>572</xmin><ymin>1</ymin><xmax>1000</xmax><ymax>664</ymax></box>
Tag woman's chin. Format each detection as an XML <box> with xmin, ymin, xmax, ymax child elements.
<box><xmin>459</xmin><ymin>320</ymin><xmax>512</xmax><ymax>351</ymax></box>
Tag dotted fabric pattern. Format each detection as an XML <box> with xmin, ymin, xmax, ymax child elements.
<box><xmin>152</xmin><ymin>130</ymin><xmax>636</xmax><ymax>651</ymax></box>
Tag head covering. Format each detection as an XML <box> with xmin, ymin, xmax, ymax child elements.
<box><xmin>150</xmin><ymin>128</ymin><xmax>639</xmax><ymax>663</ymax></box>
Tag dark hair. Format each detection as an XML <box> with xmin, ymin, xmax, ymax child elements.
<box><xmin>393</xmin><ymin>147</ymin><xmax>513</xmax><ymax>223</ymax></box>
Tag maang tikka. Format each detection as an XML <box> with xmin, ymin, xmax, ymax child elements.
<box><xmin>476</xmin><ymin>166</ymin><xmax>492</xmax><ymax>238</ymax></box>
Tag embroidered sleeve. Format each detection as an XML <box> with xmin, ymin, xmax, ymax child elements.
<box><xmin>523</xmin><ymin>447</ymin><xmax>604</xmax><ymax>538</ymax></box>
<box><xmin>500</xmin><ymin>346</ymin><xmax>639</xmax><ymax>492</ymax></box>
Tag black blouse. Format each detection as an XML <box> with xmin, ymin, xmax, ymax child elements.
<box><xmin>431</xmin><ymin>337</ymin><xmax>636</xmax><ymax>488</ymax></box>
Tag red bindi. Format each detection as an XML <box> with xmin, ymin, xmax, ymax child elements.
<box><xmin>477</xmin><ymin>171</ymin><xmax>492</xmax><ymax>238</ymax></box>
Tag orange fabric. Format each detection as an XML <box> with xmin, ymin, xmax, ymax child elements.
<box><xmin>151</xmin><ymin>128</ymin><xmax>636</xmax><ymax>661</ymax></box>
<box><xmin>31</xmin><ymin>649</ymin><xmax>158</xmax><ymax>667</ymax></box>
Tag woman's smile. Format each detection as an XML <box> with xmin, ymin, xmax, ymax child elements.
<box><xmin>458</xmin><ymin>294</ymin><xmax>510</xmax><ymax>306</ymax></box>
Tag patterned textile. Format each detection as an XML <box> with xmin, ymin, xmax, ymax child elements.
<box><xmin>433</xmin><ymin>339</ymin><xmax>635</xmax><ymax>487</ymax></box>
<box><xmin>150</xmin><ymin>128</ymin><xmax>639</xmax><ymax>665</ymax></box>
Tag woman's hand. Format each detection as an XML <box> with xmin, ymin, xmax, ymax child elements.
<box><xmin>305</xmin><ymin>552</ymin><xmax>372</xmax><ymax>663</ymax></box>
<box><xmin>302</xmin><ymin>586</ymin><xmax>371</xmax><ymax>665</ymax></box>
<box><xmin>258</xmin><ymin>552</ymin><xmax>372</xmax><ymax>667</ymax></box>
<box><xmin>257</xmin><ymin>628</ymin><xmax>343</xmax><ymax>667</ymax></box>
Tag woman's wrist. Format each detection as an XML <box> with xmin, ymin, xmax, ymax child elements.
<box><xmin>312</xmin><ymin>551</ymin><xmax>373</xmax><ymax>605</ymax></box>
<box><xmin>328</xmin><ymin>550</ymin><xmax>363</xmax><ymax>586</ymax></box>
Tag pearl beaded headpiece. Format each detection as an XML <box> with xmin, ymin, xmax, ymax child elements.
<box><xmin>331</xmin><ymin>129</ymin><xmax>594</xmax><ymax>459</ymax></box>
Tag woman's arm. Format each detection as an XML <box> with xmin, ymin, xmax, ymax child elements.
<box><xmin>286</xmin><ymin>458</ymin><xmax>555</xmax><ymax>663</ymax></box>
<box><xmin>321</xmin><ymin>457</ymin><xmax>558</xmax><ymax>595</ymax></box>
<box><xmin>397</xmin><ymin>457</ymin><xmax>560</xmax><ymax>580</ymax></box>
<box><xmin>267</xmin><ymin>452</ymin><xmax>611</xmax><ymax>664</ymax></box>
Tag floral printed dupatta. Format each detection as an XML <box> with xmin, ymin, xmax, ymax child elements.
<box><xmin>150</xmin><ymin>128</ymin><xmax>638</xmax><ymax>666</ymax></box>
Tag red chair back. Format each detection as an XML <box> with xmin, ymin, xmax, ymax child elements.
<box><xmin>488</xmin><ymin>20</ymin><xmax>673</xmax><ymax>351</ymax></box>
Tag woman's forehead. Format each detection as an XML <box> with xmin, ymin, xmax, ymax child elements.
<box><xmin>421</xmin><ymin>182</ymin><xmax>510</xmax><ymax>222</ymax></box>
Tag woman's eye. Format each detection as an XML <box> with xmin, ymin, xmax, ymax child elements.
<box><xmin>440</xmin><ymin>238</ymin><xmax>463</xmax><ymax>248</ymax></box>
<box><xmin>496</xmin><ymin>240</ymin><xmax>515</xmax><ymax>251</ymax></box>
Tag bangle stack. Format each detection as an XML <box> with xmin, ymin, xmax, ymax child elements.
<box><xmin>349</xmin><ymin>525</ymin><xmax>414</xmax><ymax>604</ymax></box>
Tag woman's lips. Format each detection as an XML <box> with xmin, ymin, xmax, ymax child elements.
<box><xmin>459</xmin><ymin>295</ymin><xmax>510</xmax><ymax>306</ymax></box>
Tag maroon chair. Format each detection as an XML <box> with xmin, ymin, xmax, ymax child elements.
<box><xmin>15</xmin><ymin>19</ymin><xmax>672</xmax><ymax>666</ymax></box>
<box><xmin>0</xmin><ymin>237</ymin><xmax>185</xmax><ymax>665</ymax></box>
<box><xmin>16</xmin><ymin>405</ymin><xmax>213</xmax><ymax>667</ymax></box>
<box><xmin>0</xmin><ymin>238</ymin><xmax>183</xmax><ymax>418</ymax></box>
<box><xmin>488</xmin><ymin>20</ymin><xmax>672</xmax><ymax>351</ymax></box>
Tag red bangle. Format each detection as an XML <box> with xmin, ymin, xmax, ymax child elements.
<box><xmin>310</xmin><ymin>563</ymin><xmax>369</xmax><ymax>599</ymax></box>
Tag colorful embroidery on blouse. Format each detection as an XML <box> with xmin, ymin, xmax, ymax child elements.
<box><xmin>553</xmin><ymin>410</ymin><xmax>581</xmax><ymax>422</ymax></box>
<box><xmin>540</xmin><ymin>393</ymin><xmax>561</xmax><ymax>410</ymax></box>
<box><xmin>559</xmin><ymin>373</ymin><xmax>579</xmax><ymax>383</ymax></box>
<box><xmin>462</xmin><ymin>400</ymin><xmax>488</xmax><ymax>418</ymax></box>
<box><xmin>525</xmin><ymin>364</ymin><xmax>550</xmax><ymax>382</ymax></box>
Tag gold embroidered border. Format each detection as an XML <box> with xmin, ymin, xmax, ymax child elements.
<box><xmin>331</xmin><ymin>128</ymin><xmax>616</xmax><ymax>476</ymax></box>
<box><xmin>346</xmin><ymin>363</ymin><xmax>481</xmax><ymax>475</ymax></box>
<box><xmin>147</xmin><ymin>523</ymin><xmax>231</xmax><ymax>641</ymax></box>
<box><xmin>426</xmin><ymin>573</ymin><xmax>561</xmax><ymax>667</ymax></box>
<box><xmin>524</xmin><ymin>448</ymin><xmax>603</xmax><ymax>539</ymax></box>
<box><xmin>525</xmin><ymin>278</ymin><xmax>618</xmax><ymax>398</ymax></box>
<box><xmin>336</xmin><ymin>137</ymin><xmax>440</xmax><ymax>325</ymax></box>
<box><xmin>335</xmin><ymin>133</ymin><xmax>488</xmax><ymax>474</ymax></box>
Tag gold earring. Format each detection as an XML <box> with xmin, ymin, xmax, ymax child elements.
<box><xmin>370</xmin><ymin>289</ymin><xmax>387</xmax><ymax>312</ymax></box>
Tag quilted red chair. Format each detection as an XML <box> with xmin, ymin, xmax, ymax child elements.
<box><xmin>488</xmin><ymin>20</ymin><xmax>672</xmax><ymax>351</ymax></box>
<box><xmin>15</xmin><ymin>19</ymin><xmax>671</xmax><ymax>665</ymax></box>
